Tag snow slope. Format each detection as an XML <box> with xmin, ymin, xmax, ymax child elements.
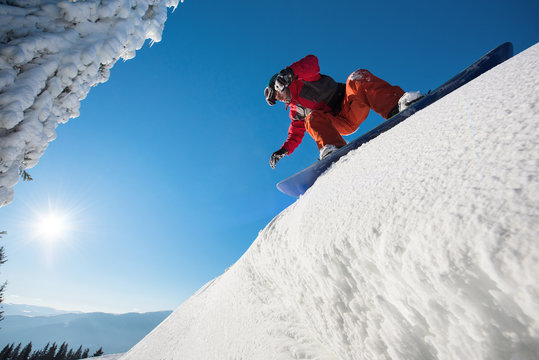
<box><xmin>122</xmin><ymin>43</ymin><xmax>539</xmax><ymax>359</ymax></box>
<box><xmin>0</xmin><ymin>0</ymin><xmax>179</xmax><ymax>206</ymax></box>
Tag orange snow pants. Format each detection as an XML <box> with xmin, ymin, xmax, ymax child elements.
<box><xmin>305</xmin><ymin>69</ymin><xmax>405</xmax><ymax>149</ymax></box>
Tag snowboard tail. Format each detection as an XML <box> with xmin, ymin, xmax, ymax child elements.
<box><xmin>277</xmin><ymin>42</ymin><xmax>514</xmax><ymax>198</ymax></box>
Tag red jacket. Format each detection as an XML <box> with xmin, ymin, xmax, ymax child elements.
<box><xmin>281</xmin><ymin>55</ymin><xmax>345</xmax><ymax>154</ymax></box>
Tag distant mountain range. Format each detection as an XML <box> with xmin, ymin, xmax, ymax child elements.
<box><xmin>0</xmin><ymin>304</ymin><xmax>172</xmax><ymax>355</ymax></box>
<box><xmin>2</xmin><ymin>303</ymin><xmax>82</xmax><ymax>317</ymax></box>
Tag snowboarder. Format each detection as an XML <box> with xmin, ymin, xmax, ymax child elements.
<box><xmin>265</xmin><ymin>55</ymin><xmax>423</xmax><ymax>169</ymax></box>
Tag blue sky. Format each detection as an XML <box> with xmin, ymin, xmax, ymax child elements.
<box><xmin>1</xmin><ymin>0</ymin><xmax>537</xmax><ymax>313</ymax></box>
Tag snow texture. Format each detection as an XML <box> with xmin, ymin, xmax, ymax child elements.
<box><xmin>0</xmin><ymin>0</ymin><xmax>179</xmax><ymax>206</ymax></box>
<box><xmin>89</xmin><ymin>354</ymin><xmax>124</xmax><ymax>360</ymax></box>
<box><xmin>348</xmin><ymin>69</ymin><xmax>373</xmax><ymax>82</ymax></box>
<box><xmin>122</xmin><ymin>43</ymin><xmax>539</xmax><ymax>360</ymax></box>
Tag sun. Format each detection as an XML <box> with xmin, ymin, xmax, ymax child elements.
<box><xmin>36</xmin><ymin>212</ymin><xmax>69</xmax><ymax>241</ymax></box>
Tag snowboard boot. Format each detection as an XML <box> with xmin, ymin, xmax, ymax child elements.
<box><xmin>398</xmin><ymin>91</ymin><xmax>424</xmax><ymax>111</ymax></box>
<box><xmin>387</xmin><ymin>91</ymin><xmax>425</xmax><ymax>119</ymax></box>
<box><xmin>319</xmin><ymin>145</ymin><xmax>339</xmax><ymax>160</ymax></box>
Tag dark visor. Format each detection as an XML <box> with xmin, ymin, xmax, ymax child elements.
<box><xmin>264</xmin><ymin>86</ymin><xmax>276</xmax><ymax>106</ymax></box>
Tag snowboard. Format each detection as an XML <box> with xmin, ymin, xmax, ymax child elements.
<box><xmin>277</xmin><ymin>42</ymin><xmax>514</xmax><ymax>198</ymax></box>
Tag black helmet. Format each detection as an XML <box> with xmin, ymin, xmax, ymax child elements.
<box><xmin>264</xmin><ymin>73</ymin><xmax>279</xmax><ymax>106</ymax></box>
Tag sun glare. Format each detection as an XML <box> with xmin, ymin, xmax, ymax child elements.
<box><xmin>26</xmin><ymin>196</ymin><xmax>87</xmax><ymax>250</ymax></box>
<box><xmin>37</xmin><ymin>212</ymin><xmax>69</xmax><ymax>241</ymax></box>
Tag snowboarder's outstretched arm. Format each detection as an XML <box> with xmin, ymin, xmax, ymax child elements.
<box><xmin>270</xmin><ymin>109</ymin><xmax>307</xmax><ymax>169</ymax></box>
<box><xmin>281</xmin><ymin>111</ymin><xmax>307</xmax><ymax>155</ymax></box>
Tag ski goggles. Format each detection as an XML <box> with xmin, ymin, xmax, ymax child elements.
<box><xmin>264</xmin><ymin>73</ymin><xmax>279</xmax><ymax>106</ymax></box>
<box><xmin>264</xmin><ymin>86</ymin><xmax>276</xmax><ymax>106</ymax></box>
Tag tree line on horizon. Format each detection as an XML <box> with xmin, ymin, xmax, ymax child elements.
<box><xmin>1</xmin><ymin>231</ymin><xmax>7</xmax><ymax>324</ymax></box>
<box><xmin>0</xmin><ymin>342</ymin><xmax>104</xmax><ymax>360</ymax></box>
<box><xmin>1</xmin><ymin>233</ymin><xmax>105</xmax><ymax>360</ymax></box>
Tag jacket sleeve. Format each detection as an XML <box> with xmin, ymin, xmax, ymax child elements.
<box><xmin>282</xmin><ymin>116</ymin><xmax>306</xmax><ymax>155</ymax></box>
<box><xmin>288</xmin><ymin>55</ymin><xmax>321</xmax><ymax>82</ymax></box>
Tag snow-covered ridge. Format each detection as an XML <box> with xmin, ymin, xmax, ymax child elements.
<box><xmin>0</xmin><ymin>0</ymin><xmax>179</xmax><ymax>206</ymax></box>
<box><xmin>122</xmin><ymin>43</ymin><xmax>539</xmax><ymax>359</ymax></box>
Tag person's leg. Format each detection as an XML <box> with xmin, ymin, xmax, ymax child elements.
<box><xmin>346</xmin><ymin>69</ymin><xmax>405</xmax><ymax>122</ymax></box>
<box><xmin>305</xmin><ymin>111</ymin><xmax>348</xmax><ymax>150</ymax></box>
<box><xmin>305</xmin><ymin>69</ymin><xmax>404</xmax><ymax>149</ymax></box>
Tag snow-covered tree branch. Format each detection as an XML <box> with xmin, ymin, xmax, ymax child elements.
<box><xmin>0</xmin><ymin>0</ymin><xmax>179</xmax><ymax>206</ymax></box>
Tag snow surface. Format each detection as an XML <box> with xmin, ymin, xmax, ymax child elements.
<box><xmin>0</xmin><ymin>0</ymin><xmax>179</xmax><ymax>206</ymax></box>
<box><xmin>87</xmin><ymin>354</ymin><xmax>124</xmax><ymax>360</ymax></box>
<box><xmin>122</xmin><ymin>43</ymin><xmax>539</xmax><ymax>360</ymax></box>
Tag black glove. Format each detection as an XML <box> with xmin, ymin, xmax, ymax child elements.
<box><xmin>270</xmin><ymin>148</ymin><xmax>288</xmax><ymax>169</ymax></box>
<box><xmin>274</xmin><ymin>68</ymin><xmax>295</xmax><ymax>92</ymax></box>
